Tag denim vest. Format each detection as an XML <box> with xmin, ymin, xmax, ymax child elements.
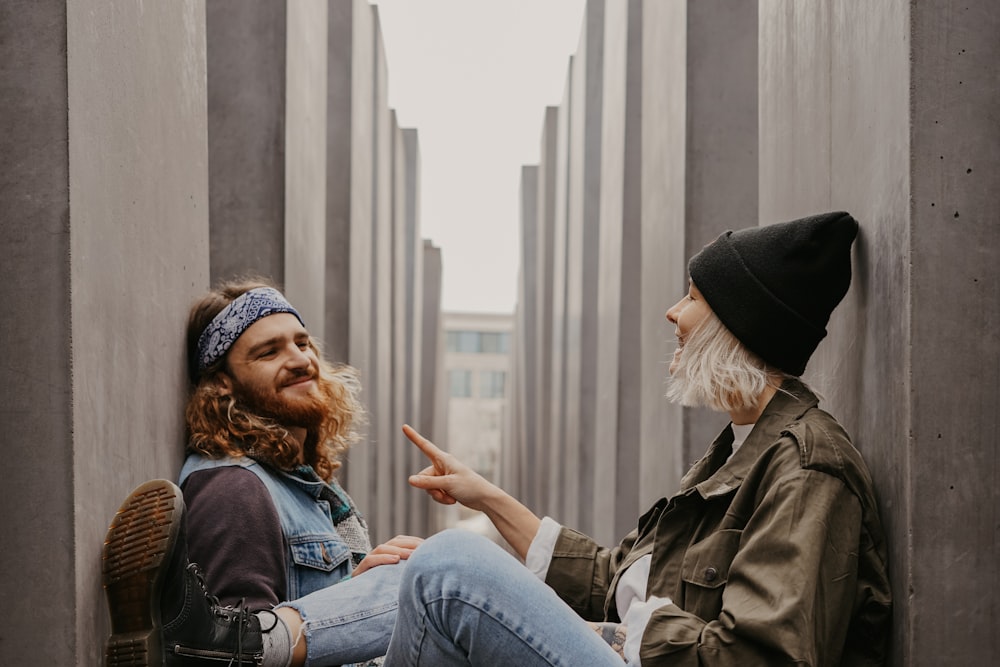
<box><xmin>179</xmin><ymin>454</ymin><xmax>357</xmax><ymax>600</ymax></box>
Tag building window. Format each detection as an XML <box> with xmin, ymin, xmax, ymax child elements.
<box><xmin>480</xmin><ymin>332</ymin><xmax>510</xmax><ymax>354</ymax></box>
<box><xmin>449</xmin><ymin>370</ymin><xmax>472</xmax><ymax>397</ymax></box>
<box><xmin>446</xmin><ymin>331</ymin><xmax>480</xmax><ymax>353</ymax></box>
<box><xmin>446</xmin><ymin>330</ymin><xmax>511</xmax><ymax>354</ymax></box>
<box><xmin>479</xmin><ymin>370</ymin><xmax>506</xmax><ymax>399</ymax></box>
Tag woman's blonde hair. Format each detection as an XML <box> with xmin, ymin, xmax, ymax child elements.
<box><xmin>666</xmin><ymin>309</ymin><xmax>788</xmax><ymax>412</ymax></box>
<box><xmin>184</xmin><ymin>278</ymin><xmax>364</xmax><ymax>481</ymax></box>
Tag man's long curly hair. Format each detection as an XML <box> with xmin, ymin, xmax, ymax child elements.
<box><xmin>184</xmin><ymin>278</ymin><xmax>364</xmax><ymax>482</ymax></box>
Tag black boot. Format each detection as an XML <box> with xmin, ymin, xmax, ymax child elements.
<box><xmin>102</xmin><ymin>479</ymin><xmax>264</xmax><ymax>666</ymax></box>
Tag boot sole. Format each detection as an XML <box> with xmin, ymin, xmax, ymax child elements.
<box><xmin>102</xmin><ymin>479</ymin><xmax>184</xmax><ymax>667</ymax></box>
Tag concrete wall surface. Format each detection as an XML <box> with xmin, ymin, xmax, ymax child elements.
<box><xmin>906</xmin><ymin>1</ymin><xmax>998</xmax><ymax>662</ymax></box>
<box><xmin>1</xmin><ymin>0</ymin><xmax>440</xmax><ymax>661</ymax></box>
<box><xmin>509</xmin><ymin>1</ymin><xmax>999</xmax><ymax>664</ymax></box>
<box><xmin>284</xmin><ymin>0</ymin><xmax>329</xmax><ymax>335</ymax></box>
<box><xmin>1</xmin><ymin>1</ymin><xmax>209</xmax><ymax>664</ymax></box>
<box><xmin>206</xmin><ymin>0</ymin><xmax>286</xmax><ymax>284</ymax></box>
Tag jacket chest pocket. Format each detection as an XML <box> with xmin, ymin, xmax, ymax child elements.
<box><xmin>679</xmin><ymin>529</ymin><xmax>742</xmax><ymax>622</ymax></box>
<box><xmin>287</xmin><ymin>536</ymin><xmax>352</xmax><ymax>599</ymax></box>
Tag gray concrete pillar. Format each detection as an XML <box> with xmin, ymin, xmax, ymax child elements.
<box><xmin>401</xmin><ymin>129</ymin><xmax>428</xmax><ymax>534</ymax></box>
<box><xmin>206</xmin><ymin>1</ymin><xmax>286</xmax><ymax>286</ymax></box>
<box><xmin>517</xmin><ymin>165</ymin><xmax>540</xmax><ymax>508</ymax></box>
<box><xmin>636</xmin><ymin>0</ymin><xmax>758</xmax><ymax>510</ymax></box>
<box><xmin>284</xmin><ymin>0</ymin><xmax>329</xmax><ymax>333</ymax></box>
<box><xmin>420</xmin><ymin>241</ymin><xmax>446</xmax><ymax>534</ymax></box>
<box><xmin>325</xmin><ymin>0</ymin><xmax>375</xmax><ymax>512</ymax></box>
<box><xmin>592</xmin><ymin>0</ymin><xmax>643</xmax><ymax>545</ymax></box>
<box><xmin>0</xmin><ymin>1</ymin><xmax>209</xmax><ymax>663</ymax></box>
<box><xmin>760</xmin><ymin>2</ymin><xmax>999</xmax><ymax>663</ymax></box>
<box><xmin>563</xmin><ymin>0</ymin><xmax>605</xmax><ymax>535</ymax></box>
<box><xmin>534</xmin><ymin>106</ymin><xmax>559</xmax><ymax>517</ymax></box>
<box><xmin>369</xmin><ymin>6</ymin><xmax>394</xmax><ymax>544</ymax></box>
<box><xmin>547</xmin><ymin>59</ymin><xmax>574</xmax><ymax>522</ymax></box>
<box><xmin>390</xmin><ymin>116</ymin><xmax>427</xmax><ymax>537</ymax></box>
<box><xmin>391</xmin><ymin>114</ymin><xmax>408</xmax><ymax>537</ymax></box>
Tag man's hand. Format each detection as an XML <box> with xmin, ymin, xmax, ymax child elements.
<box><xmin>351</xmin><ymin>535</ymin><xmax>423</xmax><ymax>576</ymax></box>
<box><xmin>403</xmin><ymin>424</ymin><xmax>499</xmax><ymax>511</ymax></box>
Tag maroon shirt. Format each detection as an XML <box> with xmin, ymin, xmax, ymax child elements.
<box><xmin>181</xmin><ymin>467</ymin><xmax>287</xmax><ymax>610</ymax></box>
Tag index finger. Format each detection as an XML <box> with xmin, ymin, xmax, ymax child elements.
<box><xmin>402</xmin><ymin>424</ymin><xmax>447</xmax><ymax>466</ymax></box>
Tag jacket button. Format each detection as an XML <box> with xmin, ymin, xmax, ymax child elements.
<box><xmin>321</xmin><ymin>543</ymin><xmax>333</xmax><ymax>564</ymax></box>
<box><xmin>704</xmin><ymin>567</ymin><xmax>718</xmax><ymax>582</ymax></box>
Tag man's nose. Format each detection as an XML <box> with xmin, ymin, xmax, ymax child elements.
<box><xmin>286</xmin><ymin>344</ymin><xmax>311</xmax><ymax>368</ymax></box>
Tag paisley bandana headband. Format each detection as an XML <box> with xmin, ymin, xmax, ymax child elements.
<box><xmin>197</xmin><ymin>287</ymin><xmax>304</xmax><ymax>372</ymax></box>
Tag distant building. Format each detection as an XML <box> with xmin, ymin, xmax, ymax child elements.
<box><xmin>442</xmin><ymin>312</ymin><xmax>512</xmax><ymax>487</ymax></box>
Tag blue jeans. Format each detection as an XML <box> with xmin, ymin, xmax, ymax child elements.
<box><xmin>382</xmin><ymin>530</ymin><xmax>625</xmax><ymax>666</ymax></box>
<box><xmin>278</xmin><ymin>559</ymin><xmax>404</xmax><ymax>666</ymax></box>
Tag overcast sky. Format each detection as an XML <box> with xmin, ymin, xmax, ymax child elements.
<box><xmin>373</xmin><ymin>0</ymin><xmax>587</xmax><ymax>314</ymax></box>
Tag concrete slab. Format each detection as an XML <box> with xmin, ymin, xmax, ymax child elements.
<box><xmin>401</xmin><ymin>129</ymin><xmax>427</xmax><ymax>533</ymax></box>
<box><xmin>592</xmin><ymin>0</ymin><xmax>626</xmax><ymax>546</ymax></box>
<box><xmin>535</xmin><ymin>106</ymin><xmax>559</xmax><ymax>516</ymax></box>
<box><xmin>326</xmin><ymin>0</ymin><xmax>375</xmax><ymax>511</ymax></box>
<box><xmin>518</xmin><ymin>165</ymin><xmax>540</xmax><ymax>508</ymax></box>
<box><xmin>0</xmin><ymin>1</ymin><xmax>209</xmax><ymax>662</ymax></box>
<box><xmin>370</xmin><ymin>5</ymin><xmax>394</xmax><ymax>544</ymax></box>
<box><xmin>206</xmin><ymin>0</ymin><xmax>286</xmax><ymax>284</ymax></box>
<box><xmin>563</xmin><ymin>0</ymin><xmax>605</xmax><ymax>534</ymax></box>
<box><xmin>284</xmin><ymin>0</ymin><xmax>329</xmax><ymax>337</ymax></box>
<box><xmin>547</xmin><ymin>58</ymin><xmax>573</xmax><ymax>522</ymax></box>
<box><xmin>638</xmin><ymin>0</ymin><xmax>688</xmax><ymax>508</ymax></box>
<box><xmin>1</xmin><ymin>4</ymin><xmax>74</xmax><ymax>663</ymax></box>
<box><xmin>419</xmin><ymin>240</ymin><xmax>444</xmax><ymax>534</ymax></box>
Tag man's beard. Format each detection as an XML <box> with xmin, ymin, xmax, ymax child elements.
<box><xmin>234</xmin><ymin>369</ymin><xmax>328</xmax><ymax>431</ymax></box>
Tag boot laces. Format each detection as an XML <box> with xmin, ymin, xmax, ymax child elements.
<box><xmin>189</xmin><ymin>565</ymin><xmax>257</xmax><ymax>666</ymax></box>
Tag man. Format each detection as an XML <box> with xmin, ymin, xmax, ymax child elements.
<box><xmin>386</xmin><ymin>212</ymin><xmax>892</xmax><ymax>665</ymax></box>
<box><xmin>102</xmin><ymin>280</ymin><xmax>419</xmax><ymax>666</ymax></box>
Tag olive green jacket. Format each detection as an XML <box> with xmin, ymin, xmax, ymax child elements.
<box><xmin>545</xmin><ymin>380</ymin><xmax>891</xmax><ymax>666</ymax></box>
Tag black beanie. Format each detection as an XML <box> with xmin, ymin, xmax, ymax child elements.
<box><xmin>688</xmin><ymin>211</ymin><xmax>858</xmax><ymax>376</ymax></box>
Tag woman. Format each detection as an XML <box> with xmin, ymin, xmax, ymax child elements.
<box><xmin>385</xmin><ymin>211</ymin><xmax>891</xmax><ymax>666</ymax></box>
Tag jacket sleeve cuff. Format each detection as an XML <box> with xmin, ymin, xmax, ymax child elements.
<box><xmin>525</xmin><ymin>516</ymin><xmax>562</xmax><ymax>580</ymax></box>
<box><xmin>622</xmin><ymin>595</ymin><xmax>673</xmax><ymax>665</ymax></box>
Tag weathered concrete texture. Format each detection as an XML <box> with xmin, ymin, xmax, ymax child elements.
<box><xmin>547</xmin><ymin>59</ymin><xmax>573</xmax><ymax>522</ymax></box>
<box><xmin>534</xmin><ymin>106</ymin><xmax>559</xmax><ymax>517</ymax></box>
<box><xmin>207</xmin><ymin>0</ymin><xmax>286</xmax><ymax>284</ymax></box>
<box><xmin>592</xmin><ymin>0</ymin><xmax>625</xmax><ymax>546</ymax></box>
<box><xmin>69</xmin><ymin>1</ymin><xmax>210</xmax><ymax>663</ymax></box>
<box><xmin>419</xmin><ymin>240</ymin><xmax>446</xmax><ymax>534</ymax></box>
<box><xmin>592</xmin><ymin>0</ymin><xmax>640</xmax><ymax>546</ymax></box>
<box><xmin>401</xmin><ymin>129</ymin><xmax>427</xmax><ymax>534</ymax></box>
<box><xmin>369</xmin><ymin>6</ymin><xmax>394</xmax><ymax>545</ymax></box>
<box><xmin>512</xmin><ymin>165</ymin><xmax>540</xmax><ymax>507</ymax></box>
<box><xmin>391</xmin><ymin>115</ymin><xmax>408</xmax><ymax>537</ymax></box>
<box><xmin>636</xmin><ymin>0</ymin><xmax>688</xmax><ymax>508</ymax></box>
<box><xmin>0</xmin><ymin>1</ymin><xmax>209</xmax><ymax>664</ymax></box>
<box><xmin>389</xmin><ymin>117</ymin><xmax>429</xmax><ymax>537</ymax></box>
<box><xmin>326</xmin><ymin>0</ymin><xmax>375</xmax><ymax>513</ymax></box>
<box><xmin>1</xmin><ymin>3</ymin><xmax>74</xmax><ymax>664</ymax></box>
<box><xmin>758</xmin><ymin>1</ymin><xmax>911</xmax><ymax>663</ymax></box>
<box><xmin>681</xmin><ymin>0</ymin><xmax>759</xmax><ymax>464</ymax></box>
<box><xmin>562</xmin><ymin>0</ymin><xmax>605</xmax><ymax>536</ymax></box>
<box><xmin>908</xmin><ymin>3</ymin><xmax>999</xmax><ymax>658</ymax></box>
<box><xmin>758</xmin><ymin>1</ymin><xmax>999</xmax><ymax>664</ymax></box>
<box><xmin>284</xmin><ymin>0</ymin><xmax>329</xmax><ymax>336</ymax></box>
